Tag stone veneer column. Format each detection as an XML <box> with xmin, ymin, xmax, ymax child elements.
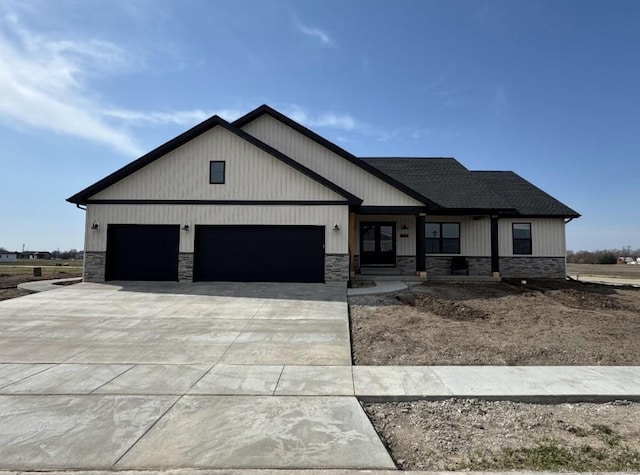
<box><xmin>178</xmin><ymin>253</ymin><xmax>194</xmax><ymax>282</ymax></box>
<box><xmin>325</xmin><ymin>254</ymin><xmax>349</xmax><ymax>281</ymax></box>
<box><xmin>83</xmin><ymin>251</ymin><xmax>106</xmax><ymax>282</ymax></box>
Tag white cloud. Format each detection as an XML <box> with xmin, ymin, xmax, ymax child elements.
<box><xmin>102</xmin><ymin>108</ymin><xmax>245</xmax><ymax>126</ymax></box>
<box><xmin>294</xmin><ymin>18</ymin><xmax>333</xmax><ymax>46</ymax></box>
<box><xmin>287</xmin><ymin>106</ymin><xmax>357</xmax><ymax>132</ymax></box>
<box><xmin>0</xmin><ymin>13</ymin><xmax>223</xmax><ymax>157</ymax></box>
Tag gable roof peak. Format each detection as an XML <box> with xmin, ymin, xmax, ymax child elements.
<box><xmin>234</xmin><ymin>105</ymin><xmax>440</xmax><ymax>208</ymax></box>
<box><xmin>67</xmin><ymin>109</ymin><xmax>361</xmax><ymax>205</ymax></box>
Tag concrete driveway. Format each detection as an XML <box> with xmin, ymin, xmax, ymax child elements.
<box><xmin>0</xmin><ymin>282</ymin><xmax>394</xmax><ymax>471</ymax></box>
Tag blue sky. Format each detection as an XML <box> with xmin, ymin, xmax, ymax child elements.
<box><xmin>0</xmin><ymin>0</ymin><xmax>638</xmax><ymax>252</ymax></box>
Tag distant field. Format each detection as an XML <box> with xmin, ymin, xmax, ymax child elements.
<box><xmin>567</xmin><ymin>263</ymin><xmax>640</xmax><ymax>278</ymax></box>
<box><xmin>0</xmin><ymin>261</ymin><xmax>83</xmax><ymax>300</ymax></box>
<box><xmin>0</xmin><ymin>259</ymin><xmax>82</xmax><ymax>268</ymax></box>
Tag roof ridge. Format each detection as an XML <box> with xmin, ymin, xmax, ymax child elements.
<box><xmin>233</xmin><ymin>105</ymin><xmax>441</xmax><ymax>209</ymax></box>
<box><xmin>357</xmin><ymin>156</ymin><xmax>460</xmax><ymax>163</ymax></box>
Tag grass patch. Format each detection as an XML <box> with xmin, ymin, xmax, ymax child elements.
<box><xmin>464</xmin><ymin>438</ymin><xmax>640</xmax><ymax>471</ymax></box>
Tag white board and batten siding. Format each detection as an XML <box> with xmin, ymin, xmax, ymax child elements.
<box><xmin>353</xmin><ymin>215</ymin><xmax>491</xmax><ymax>256</ymax></box>
<box><xmin>498</xmin><ymin>218</ymin><xmax>566</xmax><ymax>257</ymax></box>
<box><xmin>85</xmin><ymin>204</ymin><xmax>349</xmax><ymax>254</ymax></box>
<box><xmin>425</xmin><ymin>216</ymin><xmax>491</xmax><ymax>256</ymax></box>
<box><xmin>241</xmin><ymin>115</ymin><xmax>424</xmax><ymax>207</ymax></box>
<box><xmin>91</xmin><ymin>126</ymin><xmax>344</xmax><ymax>202</ymax></box>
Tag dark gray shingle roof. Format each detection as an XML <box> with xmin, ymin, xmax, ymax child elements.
<box><xmin>361</xmin><ymin>157</ymin><xmax>579</xmax><ymax>217</ymax></box>
<box><xmin>361</xmin><ymin>158</ymin><xmax>513</xmax><ymax>210</ymax></box>
<box><xmin>472</xmin><ymin>171</ymin><xmax>580</xmax><ymax>217</ymax></box>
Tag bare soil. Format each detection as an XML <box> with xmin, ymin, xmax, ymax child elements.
<box><xmin>350</xmin><ymin>280</ymin><xmax>640</xmax><ymax>365</ymax></box>
<box><xmin>364</xmin><ymin>399</ymin><xmax>640</xmax><ymax>471</ymax></box>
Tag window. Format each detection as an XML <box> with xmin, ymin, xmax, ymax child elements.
<box><xmin>209</xmin><ymin>161</ymin><xmax>225</xmax><ymax>184</ymax></box>
<box><xmin>426</xmin><ymin>222</ymin><xmax>460</xmax><ymax>254</ymax></box>
<box><xmin>513</xmin><ymin>223</ymin><xmax>532</xmax><ymax>254</ymax></box>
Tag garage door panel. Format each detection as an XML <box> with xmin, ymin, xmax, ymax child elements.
<box><xmin>195</xmin><ymin>226</ymin><xmax>324</xmax><ymax>283</ymax></box>
<box><xmin>106</xmin><ymin>225</ymin><xmax>179</xmax><ymax>281</ymax></box>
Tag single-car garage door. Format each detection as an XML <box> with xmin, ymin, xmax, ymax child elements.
<box><xmin>194</xmin><ymin>225</ymin><xmax>324</xmax><ymax>283</ymax></box>
<box><xmin>106</xmin><ymin>224</ymin><xmax>179</xmax><ymax>281</ymax></box>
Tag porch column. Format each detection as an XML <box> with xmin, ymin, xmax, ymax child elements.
<box><xmin>491</xmin><ymin>215</ymin><xmax>500</xmax><ymax>277</ymax></box>
<box><xmin>415</xmin><ymin>213</ymin><xmax>426</xmax><ymax>277</ymax></box>
<box><xmin>349</xmin><ymin>212</ymin><xmax>356</xmax><ymax>278</ymax></box>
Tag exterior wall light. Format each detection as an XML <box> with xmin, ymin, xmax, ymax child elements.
<box><xmin>91</xmin><ymin>221</ymin><xmax>99</xmax><ymax>230</ymax></box>
<box><xmin>333</xmin><ymin>223</ymin><xmax>340</xmax><ymax>231</ymax></box>
<box><xmin>182</xmin><ymin>224</ymin><xmax>190</xmax><ymax>231</ymax></box>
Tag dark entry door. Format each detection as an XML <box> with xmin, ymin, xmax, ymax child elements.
<box><xmin>105</xmin><ymin>224</ymin><xmax>179</xmax><ymax>281</ymax></box>
<box><xmin>194</xmin><ymin>225</ymin><xmax>325</xmax><ymax>283</ymax></box>
<box><xmin>360</xmin><ymin>222</ymin><xmax>396</xmax><ymax>266</ymax></box>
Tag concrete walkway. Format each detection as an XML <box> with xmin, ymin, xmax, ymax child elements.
<box><xmin>17</xmin><ymin>277</ymin><xmax>82</xmax><ymax>292</ymax></box>
<box><xmin>1</xmin><ymin>363</ymin><xmax>637</xmax><ymax>401</ymax></box>
<box><xmin>568</xmin><ymin>273</ymin><xmax>640</xmax><ymax>287</ymax></box>
<box><xmin>347</xmin><ymin>280</ymin><xmax>407</xmax><ymax>295</ymax></box>
<box><xmin>353</xmin><ymin>365</ymin><xmax>640</xmax><ymax>402</ymax></box>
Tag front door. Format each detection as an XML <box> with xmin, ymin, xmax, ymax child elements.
<box><xmin>360</xmin><ymin>222</ymin><xmax>396</xmax><ymax>266</ymax></box>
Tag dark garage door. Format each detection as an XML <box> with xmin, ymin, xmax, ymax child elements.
<box><xmin>106</xmin><ymin>224</ymin><xmax>179</xmax><ymax>281</ymax></box>
<box><xmin>195</xmin><ymin>225</ymin><xmax>324</xmax><ymax>283</ymax></box>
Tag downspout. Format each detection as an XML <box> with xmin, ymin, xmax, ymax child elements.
<box><xmin>75</xmin><ymin>203</ymin><xmax>88</xmax><ymax>282</ymax></box>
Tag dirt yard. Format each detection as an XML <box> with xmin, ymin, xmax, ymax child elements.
<box><xmin>364</xmin><ymin>399</ymin><xmax>640</xmax><ymax>471</ymax></box>
<box><xmin>350</xmin><ymin>280</ymin><xmax>640</xmax><ymax>365</ymax></box>
<box><xmin>0</xmin><ymin>262</ymin><xmax>82</xmax><ymax>301</ymax></box>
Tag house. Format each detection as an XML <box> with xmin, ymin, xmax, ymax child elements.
<box><xmin>67</xmin><ymin>105</ymin><xmax>579</xmax><ymax>283</ymax></box>
<box><xmin>17</xmin><ymin>251</ymin><xmax>52</xmax><ymax>260</ymax></box>
<box><xmin>0</xmin><ymin>251</ymin><xmax>17</xmax><ymax>263</ymax></box>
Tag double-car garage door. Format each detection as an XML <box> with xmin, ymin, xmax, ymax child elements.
<box><xmin>105</xmin><ymin>224</ymin><xmax>324</xmax><ymax>283</ymax></box>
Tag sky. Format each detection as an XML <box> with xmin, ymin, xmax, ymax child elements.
<box><xmin>0</xmin><ymin>0</ymin><xmax>638</xmax><ymax>252</ymax></box>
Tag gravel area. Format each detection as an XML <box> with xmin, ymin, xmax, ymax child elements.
<box><xmin>364</xmin><ymin>399</ymin><xmax>640</xmax><ymax>471</ymax></box>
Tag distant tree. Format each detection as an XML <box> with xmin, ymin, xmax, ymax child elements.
<box><xmin>0</xmin><ymin>247</ymin><xmax>7</xmax><ymax>252</ymax></box>
<box><xmin>595</xmin><ymin>251</ymin><xmax>617</xmax><ymax>264</ymax></box>
<box><xmin>567</xmin><ymin>247</ymin><xmax>639</xmax><ymax>264</ymax></box>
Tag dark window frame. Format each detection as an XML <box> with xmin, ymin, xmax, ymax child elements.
<box><xmin>425</xmin><ymin>222</ymin><xmax>461</xmax><ymax>254</ymax></box>
<box><xmin>512</xmin><ymin>222</ymin><xmax>532</xmax><ymax>255</ymax></box>
<box><xmin>209</xmin><ymin>161</ymin><xmax>226</xmax><ymax>184</ymax></box>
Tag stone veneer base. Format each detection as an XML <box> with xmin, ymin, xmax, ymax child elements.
<box><xmin>84</xmin><ymin>251</ymin><xmax>106</xmax><ymax>282</ymax></box>
<box><xmin>354</xmin><ymin>254</ymin><xmax>565</xmax><ymax>279</ymax></box>
<box><xmin>500</xmin><ymin>256</ymin><xmax>566</xmax><ymax>279</ymax></box>
<box><xmin>178</xmin><ymin>253</ymin><xmax>194</xmax><ymax>282</ymax></box>
<box><xmin>83</xmin><ymin>252</ymin><xmax>563</xmax><ymax>283</ymax></box>
<box><xmin>325</xmin><ymin>254</ymin><xmax>349</xmax><ymax>282</ymax></box>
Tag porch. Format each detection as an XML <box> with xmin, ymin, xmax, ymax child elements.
<box><xmin>348</xmin><ymin>210</ymin><xmax>501</xmax><ymax>279</ymax></box>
